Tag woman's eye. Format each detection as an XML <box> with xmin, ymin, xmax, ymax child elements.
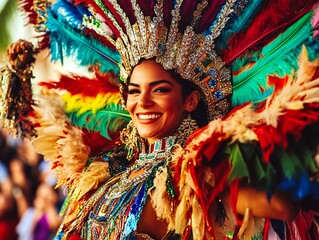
<box><xmin>154</xmin><ymin>87</ymin><xmax>170</xmax><ymax>93</ymax></box>
<box><xmin>128</xmin><ymin>89</ymin><xmax>140</xmax><ymax>94</ymax></box>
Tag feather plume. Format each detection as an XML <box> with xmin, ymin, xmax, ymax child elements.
<box><xmin>62</xmin><ymin>92</ymin><xmax>122</xmax><ymax>114</ymax></box>
<box><xmin>221</xmin><ymin>0</ymin><xmax>317</xmax><ymax>65</ymax></box>
<box><xmin>17</xmin><ymin>0</ymin><xmax>42</xmax><ymax>25</ymax></box>
<box><xmin>31</xmin><ymin>90</ymin><xmax>90</xmax><ymax>187</ymax></box>
<box><xmin>174</xmin><ymin>153</ymin><xmax>195</xmax><ymax>234</ymax></box>
<box><xmin>149</xmin><ymin>167</ymin><xmax>175</xmax><ymax>230</ymax></box>
<box><xmin>72</xmin><ymin>161</ymin><xmax>110</xmax><ymax>201</ymax></box>
<box><xmin>191</xmin><ymin>197</ymin><xmax>205</xmax><ymax>239</ymax></box>
<box><xmin>215</xmin><ymin>0</ymin><xmax>264</xmax><ymax>52</ymax></box>
<box><xmin>232</xmin><ymin>12</ymin><xmax>315</xmax><ymax>107</ymax></box>
<box><xmin>196</xmin><ymin>0</ymin><xmax>227</xmax><ymax>33</ymax></box>
<box><xmin>46</xmin><ymin>10</ymin><xmax>120</xmax><ymax>73</ymax></box>
<box><xmin>67</xmin><ymin>104</ymin><xmax>131</xmax><ymax>140</ymax></box>
<box><xmin>39</xmin><ymin>73</ymin><xmax>119</xmax><ymax>97</ymax></box>
<box><xmin>74</xmin><ymin>0</ymin><xmax>121</xmax><ymax>37</ymax></box>
<box><xmin>137</xmin><ymin>0</ymin><xmax>155</xmax><ymax>17</ymax></box>
<box><xmin>52</xmin><ymin>0</ymin><xmax>87</xmax><ymax>30</ymax></box>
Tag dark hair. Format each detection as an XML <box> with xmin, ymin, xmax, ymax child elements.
<box><xmin>167</xmin><ymin>70</ymin><xmax>209</xmax><ymax>127</ymax></box>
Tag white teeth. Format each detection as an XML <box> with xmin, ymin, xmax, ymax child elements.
<box><xmin>138</xmin><ymin>114</ymin><xmax>161</xmax><ymax>120</ymax></box>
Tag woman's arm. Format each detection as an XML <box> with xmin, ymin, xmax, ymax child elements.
<box><xmin>234</xmin><ymin>186</ymin><xmax>298</xmax><ymax>222</ymax></box>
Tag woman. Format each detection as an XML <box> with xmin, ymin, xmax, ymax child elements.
<box><xmin>49</xmin><ymin>59</ymin><xmax>296</xmax><ymax>240</ymax></box>
<box><xmin>14</xmin><ymin>0</ymin><xmax>319</xmax><ymax>239</ymax></box>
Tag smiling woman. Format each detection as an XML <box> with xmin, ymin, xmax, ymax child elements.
<box><xmin>14</xmin><ymin>0</ymin><xmax>319</xmax><ymax>239</ymax></box>
<box><xmin>126</xmin><ymin>60</ymin><xmax>199</xmax><ymax>143</ymax></box>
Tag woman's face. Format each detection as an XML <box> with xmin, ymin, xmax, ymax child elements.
<box><xmin>126</xmin><ymin>60</ymin><xmax>189</xmax><ymax>143</ymax></box>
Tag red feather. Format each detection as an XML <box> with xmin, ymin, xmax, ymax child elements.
<box><xmin>222</xmin><ymin>0</ymin><xmax>317</xmax><ymax>65</ymax></box>
<box><xmin>39</xmin><ymin>73</ymin><xmax>119</xmax><ymax>97</ymax></box>
<box><xmin>17</xmin><ymin>0</ymin><xmax>38</xmax><ymax>25</ymax></box>
<box><xmin>81</xmin><ymin>129</ymin><xmax>121</xmax><ymax>156</ymax></box>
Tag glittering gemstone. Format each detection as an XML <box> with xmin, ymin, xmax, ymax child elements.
<box><xmin>208</xmin><ymin>68</ymin><xmax>217</xmax><ymax>77</ymax></box>
<box><xmin>194</xmin><ymin>66</ymin><xmax>202</xmax><ymax>74</ymax></box>
<box><xmin>199</xmin><ymin>73</ymin><xmax>207</xmax><ymax>80</ymax></box>
<box><xmin>214</xmin><ymin>90</ymin><xmax>223</xmax><ymax>99</ymax></box>
<box><xmin>208</xmin><ymin>79</ymin><xmax>217</xmax><ymax>88</ymax></box>
<box><xmin>202</xmin><ymin>57</ymin><xmax>211</xmax><ymax>67</ymax></box>
<box><xmin>158</xmin><ymin>42</ymin><xmax>166</xmax><ymax>55</ymax></box>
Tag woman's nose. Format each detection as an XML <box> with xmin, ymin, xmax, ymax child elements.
<box><xmin>137</xmin><ymin>91</ymin><xmax>153</xmax><ymax>108</ymax></box>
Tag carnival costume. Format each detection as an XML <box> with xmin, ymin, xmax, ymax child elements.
<box><xmin>2</xmin><ymin>0</ymin><xmax>319</xmax><ymax>239</ymax></box>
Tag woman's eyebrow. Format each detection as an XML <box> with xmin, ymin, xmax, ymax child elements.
<box><xmin>149</xmin><ymin>80</ymin><xmax>174</xmax><ymax>86</ymax></box>
<box><xmin>129</xmin><ymin>80</ymin><xmax>174</xmax><ymax>87</ymax></box>
<box><xmin>128</xmin><ymin>82</ymin><xmax>139</xmax><ymax>87</ymax></box>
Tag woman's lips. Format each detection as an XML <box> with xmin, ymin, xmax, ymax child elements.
<box><xmin>137</xmin><ymin>113</ymin><xmax>162</xmax><ymax>123</ymax></box>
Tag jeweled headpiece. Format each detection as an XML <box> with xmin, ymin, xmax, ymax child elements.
<box><xmin>29</xmin><ymin>0</ymin><xmax>233</xmax><ymax>120</ymax></box>
<box><xmin>87</xmin><ymin>0</ymin><xmax>233</xmax><ymax>119</ymax></box>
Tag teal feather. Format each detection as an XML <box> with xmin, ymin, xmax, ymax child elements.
<box><xmin>46</xmin><ymin>11</ymin><xmax>121</xmax><ymax>74</ymax></box>
<box><xmin>231</xmin><ymin>12</ymin><xmax>316</xmax><ymax>107</ymax></box>
<box><xmin>215</xmin><ymin>0</ymin><xmax>263</xmax><ymax>52</ymax></box>
<box><xmin>68</xmin><ymin>104</ymin><xmax>131</xmax><ymax>139</ymax></box>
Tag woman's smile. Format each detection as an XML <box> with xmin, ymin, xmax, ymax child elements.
<box><xmin>137</xmin><ymin>113</ymin><xmax>162</xmax><ymax>121</ymax></box>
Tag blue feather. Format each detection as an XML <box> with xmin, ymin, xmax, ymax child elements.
<box><xmin>51</xmin><ymin>0</ymin><xmax>89</xmax><ymax>31</ymax></box>
<box><xmin>215</xmin><ymin>0</ymin><xmax>264</xmax><ymax>52</ymax></box>
<box><xmin>231</xmin><ymin>11</ymin><xmax>319</xmax><ymax>107</ymax></box>
<box><xmin>46</xmin><ymin>10</ymin><xmax>120</xmax><ymax>73</ymax></box>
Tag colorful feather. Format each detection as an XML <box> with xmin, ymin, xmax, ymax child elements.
<box><xmin>74</xmin><ymin>0</ymin><xmax>122</xmax><ymax>37</ymax></box>
<box><xmin>46</xmin><ymin>10</ymin><xmax>120</xmax><ymax>72</ymax></box>
<box><xmin>232</xmin><ymin>12</ymin><xmax>317</xmax><ymax>106</ymax></box>
<box><xmin>51</xmin><ymin>0</ymin><xmax>87</xmax><ymax>30</ymax></box>
<box><xmin>67</xmin><ymin>104</ymin><xmax>131</xmax><ymax>140</ymax></box>
<box><xmin>39</xmin><ymin>73</ymin><xmax>120</xmax><ymax>97</ymax></box>
<box><xmin>221</xmin><ymin>0</ymin><xmax>317</xmax><ymax>65</ymax></box>
<box><xmin>215</xmin><ymin>0</ymin><xmax>264</xmax><ymax>52</ymax></box>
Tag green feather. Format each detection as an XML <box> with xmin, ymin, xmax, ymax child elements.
<box><xmin>68</xmin><ymin>104</ymin><xmax>131</xmax><ymax>139</ymax></box>
<box><xmin>232</xmin><ymin>12</ymin><xmax>313</xmax><ymax>107</ymax></box>
<box><xmin>226</xmin><ymin>142</ymin><xmax>250</xmax><ymax>183</ymax></box>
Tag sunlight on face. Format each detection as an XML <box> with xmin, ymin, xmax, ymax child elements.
<box><xmin>126</xmin><ymin>60</ymin><xmax>188</xmax><ymax>143</ymax></box>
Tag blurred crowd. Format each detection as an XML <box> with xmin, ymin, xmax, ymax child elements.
<box><xmin>0</xmin><ymin>128</ymin><xmax>64</xmax><ymax>240</ymax></box>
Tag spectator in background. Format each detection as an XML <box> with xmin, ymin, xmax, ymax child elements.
<box><xmin>16</xmin><ymin>182</ymin><xmax>61</xmax><ymax>240</ymax></box>
<box><xmin>0</xmin><ymin>129</ymin><xmax>19</xmax><ymax>240</ymax></box>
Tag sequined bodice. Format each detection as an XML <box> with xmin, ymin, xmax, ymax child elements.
<box><xmin>79</xmin><ymin>137</ymin><xmax>177</xmax><ymax>239</ymax></box>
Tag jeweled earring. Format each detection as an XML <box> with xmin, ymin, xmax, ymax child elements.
<box><xmin>174</xmin><ymin>114</ymin><xmax>199</xmax><ymax>147</ymax></box>
<box><xmin>120</xmin><ymin>121</ymin><xmax>146</xmax><ymax>160</ymax></box>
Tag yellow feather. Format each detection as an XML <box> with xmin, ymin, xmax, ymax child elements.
<box><xmin>62</xmin><ymin>92</ymin><xmax>122</xmax><ymax>114</ymax></box>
